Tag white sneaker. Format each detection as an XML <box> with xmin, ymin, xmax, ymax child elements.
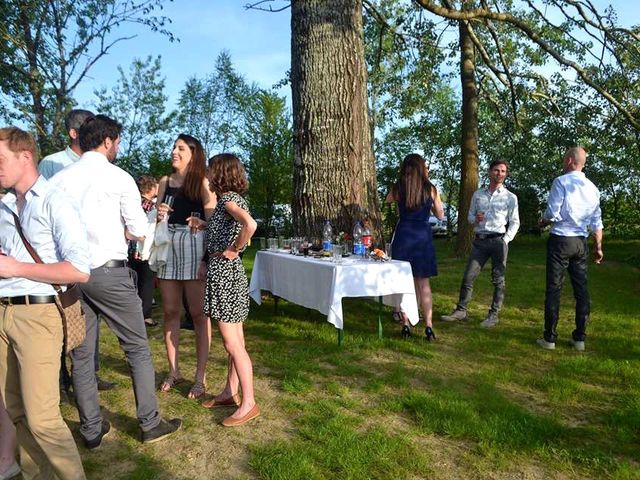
<box><xmin>536</xmin><ymin>338</ymin><xmax>555</xmax><ymax>350</ymax></box>
<box><xmin>570</xmin><ymin>339</ymin><xmax>585</xmax><ymax>351</ymax></box>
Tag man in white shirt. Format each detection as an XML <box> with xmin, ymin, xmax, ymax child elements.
<box><xmin>52</xmin><ymin>115</ymin><xmax>181</xmax><ymax>448</ymax></box>
<box><xmin>537</xmin><ymin>147</ymin><xmax>603</xmax><ymax>351</ymax></box>
<box><xmin>442</xmin><ymin>159</ymin><xmax>520</xmax><ymax>327</ymax></box>
<box><xmin>0</xmin><ymin>127</ymin><xmax>88</xmax><ymax>479</ymax></box>
<box><xmin>38</xmin><ymin>109</ymin><xmax>93</xmax><ymax>179</ymax></box>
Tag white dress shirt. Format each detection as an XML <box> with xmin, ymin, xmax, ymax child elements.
<box><xmin>467</xmin><ymin>186</ymin><xmax>520</xmax><ymax>243</ymax></box>
<box><xmin>38</xmin><ymin>146</ymin><xmax>80</xmax><ymax>179</ymax></box>
<box><xmin>0</xmin><ymin>176</ymin><xmax>90</xmax><ymax>296</ymax></box>
<box><xmin>51</xmin><ymin>151</ymin><xmax>148</xmax><ymax>269</ymax></box>
<box><xmin>544</xmin><ymin>171</ymin><xmax>603</xmax><ymax>237</ymax></box>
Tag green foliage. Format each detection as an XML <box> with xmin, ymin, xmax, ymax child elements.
<box><xmin>93</xmin><ymin>55</ymin><xmax>172</xmax><ymax>178</ymax></box>
<box><xmin>174</xmin><ymin>51</ymin><xmax>258</xmax><ymax>157</ymax></box>
<box><xmin>0</xmin><ymin>0</ymin><xmax>174</xmax><ymax>155</ymax></box>
<box><xmin>240</xmin><ymin>90</ymin><xmax>293</xmax><ymax>236</ymax></box>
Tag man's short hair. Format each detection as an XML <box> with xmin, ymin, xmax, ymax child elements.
<box><xmin>78</xmin><ymin>114</ymin><xmax>122</xmax><ymax>152</ymax></box>
<box><xmin>489</xmin><ymin>159</ymin><xmax>509</xmax><ymax>171</ymax></box>
<box><xmin>65</xmin><ymin>109</ymin><xmax>94</xmax><ymax>134</ymax></box>
<box><xmin>136</xmin><ymin>175</ymin><xmax>158</xmax><ymax>194</ymax></box>
<box><xmin>565</xmin><ymin>146</ymin><xmax>586</xmax><ymax>165</ymax></box>
<box><xmin>0</xmin><ymin>127</ymin><xmax>38</xmax><ymax>160</ymax></box>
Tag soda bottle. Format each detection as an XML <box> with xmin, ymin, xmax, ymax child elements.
<box><xmin>353</xmin><ymin>221</ymin><xmax>364</xmax><ymax>256</ymax></box>
<box><xmin>322</xmin><ymin>220</ymin><xmax>333</xmax><ymax>252</ymax></box>
<box><xmin>362</xmin><ymin>220</ymin><xmax>372</xmax><ymax>249</ymax></box>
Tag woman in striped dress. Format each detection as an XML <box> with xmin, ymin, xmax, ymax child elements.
<box><xmin>156</xmin><ymin>134</ymin><xmax>216</xmax><ymax>399</ymax></box>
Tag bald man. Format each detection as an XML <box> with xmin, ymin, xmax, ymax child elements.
<box><xmin>537</xmin><ymin>147</ymin><xmax>603</xmax><ymax>351</ymax></box>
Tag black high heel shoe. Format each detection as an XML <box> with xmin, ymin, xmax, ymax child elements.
<box><xmin>401</xmin><ymin>325</ymin><xmax>411</xmax><ymax>339</ymax></box>
<box><xmin>425</xmin><ymin>326</ymin><xmax>436</xmax><ymax>342</ymax></box>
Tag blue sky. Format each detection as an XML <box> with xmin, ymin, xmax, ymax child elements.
<box><xmin>74</xmin><ymin>1</ymin><xmax>292</xmax><ymax>109</ymax></box>
<box><xmin>72</xmin><ymin>1</ymin><xmax>637</xmax><ymax>112</ymax></box>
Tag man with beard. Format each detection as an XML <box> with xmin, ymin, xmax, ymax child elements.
<box><xmin>441</xmin><ymin>160</ymin><xmax>520</xmax><ymax>327</ymax></box>
<box><xmin>52</xmin><ymin>115</ymin><xmax>181</xmax><ymax>449</ymax></box>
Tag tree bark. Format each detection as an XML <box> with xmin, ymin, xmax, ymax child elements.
<box><xmin>455</xmin><ymin>18</ymin><xmax>480</xmax><ymax>257</ymax></box>
<box><xmin>291</xmin><ymin>0</ymin><xmax>382</xmax><ymax>241</ymax></box>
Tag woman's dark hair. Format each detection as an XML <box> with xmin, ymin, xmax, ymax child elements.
<box><xmin>78</xmin><ymin>114</ymin><xmax>122</xmax><ymax>152</ymax></box>
<box><xmin>207</xmin><ymin>153</ymin><xmax>248</xmax><ymax>196</ymax></box>
<box><xmin>392</xmin><ymin>153</ymin><xmax>434</xmax><ymax>210</ymax></box>
<box><xmin>174</xmin><ymin>133</ymin><xmax>206</xmax><ymax>202</ymax></box>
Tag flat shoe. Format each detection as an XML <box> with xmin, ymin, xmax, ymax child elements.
<box><xmin>221</xmin><ymin>404</ymin><xmax>260</xmax><ymax>427</ymax></box>
<box><xmin>0</xmin><ymin>463</ymin><xmax>20</xmax><ymax>480</ymax></box>
<box><xmin>202</xmin><ymin>394</ymin><xmax>240</xmax><ymax>409</ymax></box>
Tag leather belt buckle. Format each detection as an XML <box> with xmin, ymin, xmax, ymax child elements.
<box><xmin>102</xmin><ymin>259</ymin><xmax>128</xmax><ymax>268</ymax></box>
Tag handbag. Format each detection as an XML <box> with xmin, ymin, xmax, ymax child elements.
<box><xmin>11</xmin><ymin>212</ymin><xmax>86</xmax><ymax>353</ymax></box>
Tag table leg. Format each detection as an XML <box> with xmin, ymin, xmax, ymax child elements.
<box><xmin>338</xmin><ymin>328</ymin><xmax>344</xmax><ymax>346</ymax></box>
<box><xmin>273</xmin><ymin>295</ymin><xmax>280</xmax><ymax>315</ymax></box>
<box><xmin>378</xmin><ymin>296</ymin><xmax>383</xmax><ymax>340</ymax></box>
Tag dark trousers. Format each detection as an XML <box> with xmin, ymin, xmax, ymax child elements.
<box><xmin>457</xmin><ymin>236</ymin><xmax>508</xmax><ymax>315</ymax></box>
<box><xmin>131</xmin><ymin>259</ymin><xmax>155</xmax><ymax>319</ymax></box>
<box><xmin>71</xmin><ymin>265</ymin><xmax>161</xmax><ymax>441</ymax></box>
<box><xmin>543</xmin><ymin>234</ymin><xmax>590</xmax><ymax>342</ymax></box>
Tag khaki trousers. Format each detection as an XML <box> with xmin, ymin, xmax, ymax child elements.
<box><xmin>0</xmin><ymin>303</ymin><xmax>86</xmax><ymax>480</ymax></box>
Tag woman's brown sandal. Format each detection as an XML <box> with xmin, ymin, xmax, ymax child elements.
<box><xmin>188</xmin><ymin>381</ymin><xmax>206</xmax><ymax>399</ymax></box>
<box><xmin>159</xmin><ymin>374</ymin><xmax>185</xmax><ymax>392</ymax></box>
<box><xmin>202</xmin><ymin>394</ymin><xmax>240</xmax><ymax>409</ymax></box>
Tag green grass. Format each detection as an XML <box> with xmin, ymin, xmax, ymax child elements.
<box><xmin>77</xmin><ymin>236</ymin><xmax>640</xmax><ymax>479</ymax></box>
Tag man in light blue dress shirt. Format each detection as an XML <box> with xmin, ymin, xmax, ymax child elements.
<box><xmin>37</xmin><ymin>109</ymin><xmax>93</xmax><ymax>180</ymax></box>
<box><xmin>537</xmin><ymin>147</ymin><xmax>603</xmax><ymax>351</ymax></box>
<box><xmin>0</xmin><ymin>127</ymin><xmax>88</xmax><ymax>479</ymax></box>
<box><xmin>442</xmin><ymin>160</ymin><xmax>520</xmax><ymax>327</ymax></box>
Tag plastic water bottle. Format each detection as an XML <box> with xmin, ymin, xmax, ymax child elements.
<box><xmin>353</xmin><ymin>221</ymin><xmax>365</xmax><ymax>256</ymax></box>
<box><xmin>322</xmin><ymin>220</ymin><xmax>333</xmax><ymax>252</ymax></box>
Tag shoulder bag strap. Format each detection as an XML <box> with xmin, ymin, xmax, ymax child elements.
<box><xmin>11</xmin><ymin>211</ymin><xmax>64</xmax><ymax>295</ymax></box>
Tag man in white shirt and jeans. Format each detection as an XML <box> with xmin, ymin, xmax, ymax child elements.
<box><xmin>537</xmin><ymin>147</ymin><xmax>603</xmax><ymax>351</ymax></box>
<box><xmin>441</xmin><ymin>159</ymin><xmax>520</xmax><ymax>327</ymax></box>
<box><xmin>53</xmin><ymin>115</ymin><xmax>181</xmax><ymax>448</ymax></box>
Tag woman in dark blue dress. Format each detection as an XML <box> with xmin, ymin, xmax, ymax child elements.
<box><xmin>386</xmin><ymin>153</ymin><xmax>444</xmax><ymax>340</ymax></box>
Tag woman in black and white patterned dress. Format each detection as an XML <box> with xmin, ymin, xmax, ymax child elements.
<box><xmin>200</xmin><ymin>153</ymin><xmax>260</xmax><ymax>427</ymax></box>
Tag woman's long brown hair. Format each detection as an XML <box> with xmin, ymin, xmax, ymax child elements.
<box><xmin>174</xmin><ymin>133</ymin><xmax>206</xmax><ymax>202</ymax></box>
<box><xmin>392</xmin><ymin>153</ymin><xmax>434</xmax><ymax>210</ymax></box>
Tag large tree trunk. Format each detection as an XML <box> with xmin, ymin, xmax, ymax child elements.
<box><xmin>455</xmin><ymin>19</ymin><xmax>480</xmax><ymax>257</ymax></box>
<box><xmin>291</xmin><ymin>0</ymin><xmax>381</xmax><ymax>242</ymax></box>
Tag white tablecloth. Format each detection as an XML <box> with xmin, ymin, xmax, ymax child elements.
<box><xmin>249</xmin><ymin>250</ymin><xmax>419</xmax><ymax>329</ymax></box>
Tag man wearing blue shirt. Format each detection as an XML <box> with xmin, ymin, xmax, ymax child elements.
<box><xmin>38</xmin><ymin>109</ymin><xmax>93</xmax><ymax>180</ymax></box>
<box><xmin>0</xmin><ymin>127</ymin><xmax>88</xmax><ymax>479</ymax></box>
<box><xmin>442</xmin><ymin>160</ymin><xmax>520</xmax><ymax>327</ymax></box>
<box><xmin>537</xmin><ymin>147</ymin><xmax>603</xmax><ymax>351</ymax></box>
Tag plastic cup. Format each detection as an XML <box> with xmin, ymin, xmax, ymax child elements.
<box><xmin>332</xmin><ymin>244</ymin><xmax>343</xmax><ymax>263</ymax></box>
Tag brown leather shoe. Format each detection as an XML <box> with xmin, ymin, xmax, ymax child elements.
<box><xmin>202</xmin><ymin>394</ymin><xmax>240</xmax><ymax>409</ymax></box>
<box><xmin>221</xmin><ymin>404</ymin><xmax>260</xmax><ymax>427</ymax></box>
